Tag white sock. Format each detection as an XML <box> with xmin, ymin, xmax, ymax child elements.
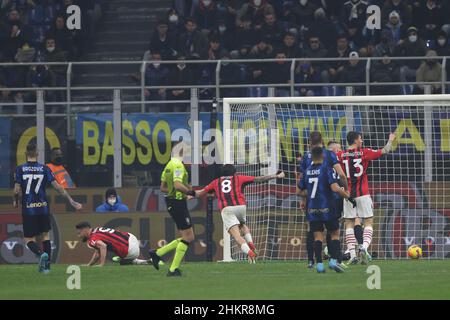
<box><xmin>244</xmin><ymin>233</ymin><xmax>253</xmax><ymax>244</ymax></box>
<box><xmin>132</xmin><ymin>259</ymin><xmax>149</xmax><ymax>265</ymax></box>
<box><xmin>362</xmin><ymin>226</ymin><xmax>373</xmax><ymax>250</ymax></box>
<box><xmin>345</xmin><ymin>228</ymin><xmax>357</xmax><ymax>258</ymax></box>
<box><xmin>241</xmin><ymin>243</ymin><xmax>250</xmax><ymax>254</ymax></box>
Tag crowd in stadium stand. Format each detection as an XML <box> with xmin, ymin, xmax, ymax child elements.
<box><xmin>143</xmin><ymin>0</ymin><xmax>450</xmax><ymax>103</ymax></box>
<box><xmin>1</xmin><ymin>0</ymin><xmax>450</xmax><ymax>112</ymax></box>
<box><xmin>0</xmin><ymin>0</ymin><xmax>104</xmax><ymax>111</ymax></box>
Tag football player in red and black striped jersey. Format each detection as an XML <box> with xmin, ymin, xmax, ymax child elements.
<box><xmin>76</xmin><ymin>222</ymin><xmax>149</xmax><ymax>267</ymax></box>
<box><xmin>337</xmin><ymin>131</ymin><xmax>396</xmax><ymax>264</ymax></box>
<box><xmin>188</xmin><ymin>164</ymin><xmax>284</xmax><ymax>263</ymax></box>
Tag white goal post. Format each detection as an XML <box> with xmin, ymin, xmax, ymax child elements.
<box><xmin>222</xmin><ymin>95</ymin><xmax>450</xmax><ymax>261</ymax></box>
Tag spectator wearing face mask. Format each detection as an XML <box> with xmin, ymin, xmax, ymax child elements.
<box><xmin>96</xmin><ymin>188</ymin><xmax>129</xmax><ymax>213</ymax></box>
<box><xmin>213</xmin><ymin>19</ymin><xmax>235</xmax><ymax>51</ymax></box>
<box><xmin>393</xmin><ymin>26</ymin><xmax>427</xmax><ymax>89</ymax></box>
<box><xmin>167</xmin><ymin>9</ymin><xmax>184</xmax><ymax>36</ymax></box>
<box><xmin>46</xmin><ymin>147</ymin><xmax>76</xmax><ymax>189</ymax></box>
<box><xmin>414</xmin><ymin>49</ymin><xmax>442</xmax><ymax>94</ymax></box>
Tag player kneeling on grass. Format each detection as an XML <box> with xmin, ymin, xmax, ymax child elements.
<box><xmin>76</xmin><ymin>222</ymin><xmax>150</xmax><ymax>267</ymax></box>
<box><xmin>188</xmin><ymin>164</ymin><xmax>284</xmax><ymax>263</ymax></box>
<box><xmin>298</xmin><ymin>147</ymin><xmax>356</xmax><ymax>273</ymax></box>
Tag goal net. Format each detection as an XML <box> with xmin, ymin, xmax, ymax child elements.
<box><xmin>222</xmin><ymin>95</ymin><xmax>450</xmax><ymax>261</ymax></box>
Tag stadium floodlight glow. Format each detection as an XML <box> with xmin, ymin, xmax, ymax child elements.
<box><xmin>222</xmin><ymin>94</ymin><xmax>450</xmax><ymax>262</ymax></box>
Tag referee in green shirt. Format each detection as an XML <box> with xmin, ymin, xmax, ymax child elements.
<box><xmin>149</xmin><ymin>142</ymin><xmax>196</xmax><ymax>277</ymax></box>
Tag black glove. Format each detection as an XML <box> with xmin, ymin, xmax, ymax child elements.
<box><xmin>348</xmin><ymin>197</ymin><xmax>357</xmax><ymax>208</ymax></box>
<box><xmin>186</xmin><ymin>190</ymin><xmax>196</xmax><ymax>197</ymax></box>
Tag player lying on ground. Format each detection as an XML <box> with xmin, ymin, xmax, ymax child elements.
<box><xmin>148</xmin><ymin>142</ymin><xmax>195</xmax><ymax>277</ymax></box>
<box><xmin>297</xmin><ymin>131</ymin><xmax>349</xmax><ymax>269</ymax></box>
<box><xmin>13</xmin><ymin>143</ymin><xmax>82</xmax><ymax>273</ymax></box>
<box><xmin>337</xmin><ymin>131</ymin><xmax>396</xmax><ymax>265</ymax></box>
<box><xmin>188</xmin><ymin>164</ymin><xmax>285</xmax><ymax>263</ymax></box>
<box><xmin>76</xmin><ymin>222</ymin><xmax>150</xmax><ymax>266</ymax></box>
<box><xmin>298</xmin><ymin>146</ymin><xmax>356</xmax><ymax>273</ymax></box>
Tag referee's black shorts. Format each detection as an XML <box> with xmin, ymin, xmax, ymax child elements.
<box><xmin>165</xmin><ymin>197</ymin><xmax>192</xmax><ymax>230</ymax></box>
<box><xmin>309</xmin><ymin>218</ymin><xmax>340</xmax><ymax>234</ymax></box>
<box><xmin>22</xmin><ymin>214</ymin><xmax>52</xmax><ymax>238</ymax></box>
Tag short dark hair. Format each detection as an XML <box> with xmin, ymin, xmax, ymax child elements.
<box><xmin>311</xmin><ymin>146</ymin><xmax>323</xmax><ymax>161</ymax></box>
<box><xmin>26</xmin><ymin>143</ymin><xmax>37</xmax><ymax>157</ymax></box>
<box><xmin>309</xmin><ymin>131</ymin><xmax>323</xmax><ymax>146</ymax></box>
<box><xmin>347</xmin><ymin>131</ymin><xmax>362</xmax><ymax>145</ymax></box>
<box><xmin>105</xmin><ymin>188</ymin><xmax>117</xmax><ymax>199</ymax></box>
<box><xmin>221</xmin><ymin>164</ymin><xmax>236</xmax><ymax>176</ymax></box>
<box><xmin>75</xmin><ymin>221</ymin><xmax>91</xmax><ymax>229</ymax></box>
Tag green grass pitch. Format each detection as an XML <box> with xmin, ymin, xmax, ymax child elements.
<box><xmin>0</xmin><ymin>260</ymin><xmax>449</xmax><ymax>300</ymax></box>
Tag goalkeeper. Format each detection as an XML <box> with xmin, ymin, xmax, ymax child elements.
<box><xmin>189</xmin><ymin>164</ymin><xmax>285</xmax><ymax>263</ymax></box>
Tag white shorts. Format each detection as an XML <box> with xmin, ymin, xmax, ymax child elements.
<box><xmin>343</xmin><ymin>195</ymin><xmax>374</xmax><ymax>219</ymax></box>
<box><xmin>221</xmin><ymin>205</ymin><xmax>247</xmax><ymax>231</ymax></box>
<box><xmin>125</xmin><ymin>233</ymin><xmax>140</xmax><ymax>260</ymax></box>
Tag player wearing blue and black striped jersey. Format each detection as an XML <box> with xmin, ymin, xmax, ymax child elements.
<box><xmin>298</xmin><ymin>147</ymin><xmax>356</xmax><ymax>273</ymax></box>
<box><xmin>297</xmin><ymin>131</ymin><xmax>348</xmax><ymax>269</ymax></box>
<box><xmin>13</xmin><ymin>144</ymin><xmax>82</xmax><ymax>273</ymax></box>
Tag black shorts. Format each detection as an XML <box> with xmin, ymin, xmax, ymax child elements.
<box><xmin>22</xmin><ymin>214</ymin><xmax>51</xmax><ymax>238</ymax></box>
<box><xmin>165</xmin><ymin>197</ymin><xmax>192</xmax><ymax>230</ymax></box>
<box><xmin>335</xmin><ymin>198</ymin><xmax>343</xmax><ymax>219</ymax></box>
<box><xmin>309</xmin><ymin>218</ymin><xmax>340</xmax><ymax>233</ymax></box>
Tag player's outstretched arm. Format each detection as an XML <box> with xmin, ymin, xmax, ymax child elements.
<box><xmin>86</xmin><ymin>250</ymin><xmax>100</xmax><ymax>267</ymax></box>
<box><xmin>254</xmin><ymin>171</ymin><xmax>285</xmax><ymax>183</ymax></box>
<box><xmin>93</xmin><ymin>241</ymin><xmax>107</xmax><ymax>267</ymax></box>
<box><xmin>12</xmin><ymin>183</ymin><xmax>20</xmax><ymax>208</ymax></box>
<box><xmin>382</xmin><ymin>133</ymin><xmax>396</xmax><ymax>155</ymax></box>
<box><xmin>51</xmin><ymin>181</ymin><xmax>82</xmax><ymax>210</ymax></box>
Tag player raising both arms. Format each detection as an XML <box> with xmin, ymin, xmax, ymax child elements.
<box><xmin>298</xmin><ymin>147</ymin><xmax>355</xmax><ymax>273</ymax></box>
<box><xmin>76</xmin><ymin>222</ymin><xmax>150</xmax><ymax>266</ymax></box>
<box><xmin>189</xmin><ymin>164</ymin><xmax>284</xmax><ymax>263</ymax></box>
<box><xmin>13</xmin><ymin>144</ymin><xmax>82</xmax><ymax>273</ymax></box>
<box><xmin>337</xmin><ymin>131</ymin><xmax>396</xmax><ymax>264</ymax></box>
